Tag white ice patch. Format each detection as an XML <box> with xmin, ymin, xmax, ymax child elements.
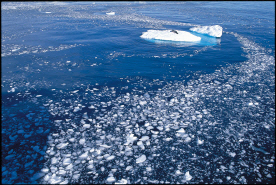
<box><xmin>124</xmin><ymin>134</ymin><xmax>137</xmax><ymax>145</ymax></box>
<box><xmin>185</xmin><ymin>171</ymin><xmax>192</xmax><ymax>181</ymax></box>
<box><xmin>115</xmin><ymin>179</ymin><xmax>128</xmax><ymax>184</ymax></box>
<box><xmin>106</xmin><ymin>176</ymin><xmax>116</xmax><ymax>183</ymax></box>
<box><xmin>141</xmin><ymin>30</ymin><xmax>201</xmax><ymax>42</ymax></box>
<box><xmin>106</xmin><ymin>12</ymin><xmax>115</xmax><ymax>15</ymax></box>
<box><xmin>136</xmin><ymin>154</ymin><xmax>147</xmax><ymax>163</ymax></box>
<box><xmin>190</xmin><ymin>25</ymin><xmax>223</xmax><ymax>37</ymax></box>
<box><xmin>56</xmin><ymin>142</ymin><xmax>69</xmax><ymax>149</ymax></box>
<box><xmin>197</xmin><ymin>138</ymin><xmax>204</xmax><ymax>145</ymax></box>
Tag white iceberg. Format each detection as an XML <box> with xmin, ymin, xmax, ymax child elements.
<box><xmin>140</xmin><ymin>30</ymin><xmax>201</xmax><ymax>42</ymax></box>
<box><xmin>190</xmin><ymin>25</ymin><xmax>222</xmax><ymax>38</ymax></box>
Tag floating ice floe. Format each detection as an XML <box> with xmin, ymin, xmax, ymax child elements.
<box><xmin>197</xmin><ymin>138</ymin><xmax>204</xmax><ymax>145</ymax></box>
<box><xmin>136</xmin><ymin>154</ymin><xmax>147</xmax><ymax>163</ymax></box>
<box><xmin>185</xmin><ymin>171</ymin><xmax>192</xmax><ymax>181</ymax></box>
<box><xmin>115</xmin><ymin>179</ymin><xmax>128</xmax><ymax>184</ymax></box>
<box><xmin>106</xmin><ymin>176</ymin><xmax>116</xmax><ymax>183</ymax></box>
<box><xmin>124</xmin><ymin>134</ymin><xmax>137</xmax><ymax>145</ymax></box>
<box><xmin>140</xmin><ymin>30</ymin><xmax>201</xmax><ymax>42</ymax></box>
<box><xmin>190</xmin><ymin>25</ymin><xmax>223</xmax><ymax>37</ymax></box>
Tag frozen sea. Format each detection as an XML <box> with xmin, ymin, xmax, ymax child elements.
<box><xmin>1</xmin><ymin>1</ymin><xmax>275</xmax><ymax>184</ymax></box>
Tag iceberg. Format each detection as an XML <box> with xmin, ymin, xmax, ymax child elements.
<box><xmin>140</xmin><ymin>30</ymin><xmax>201</xmax><ymax>42</ymax></box>
<box><xmin>190</xmin><ymin>25</ymin><xmax>223</xmax><ymax>38</ymax></box>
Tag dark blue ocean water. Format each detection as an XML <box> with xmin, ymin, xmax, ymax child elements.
<box><xmin>1</xmin><ymin>2</ymin><xmax>275</xmax><ymax>184</ymax></box>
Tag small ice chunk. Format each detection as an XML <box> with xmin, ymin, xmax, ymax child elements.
<box><xmin>63</xmin><ymin>158</ymin><xmax>71</xmax><ymax>166</ymax></box>
<box><xmin>139</xmin><ymin>100</ymin><xmax>147</xmax><ymax>106</ymax></box>
<box><xmin>229</xmin><ymin>152</ymin><xmax>236</xmax><ymax>157</ymax></box>
<box><xmin>184</xmin><ymin>137</ymin><xmax>191</xmax><ymax>143</ymax></box>
<box><xmin>100</xmin><ymin>144</ymin><xmax>112</xmax><ymax>148</ymax></box>
<box><xmin>106</xmin><ymin>176</ymin><xmax>116</xmax><ymax>183</ymax></box>
<box><xmin>5</xmin><ymin>154</ymin><xmax>16</xmax><ymax>160</ymax></box>
<box><xmin>185</xmin><ymin>171</ymin><xmax>192</xmax><ymax>181</ymax></box>
<box><xmin>106</xmin><ymin>155</ymin><xmax>115</xmax><ymax>161</ymax></box>
<box><xmin>79</xmin><ymin>151</ymin><xmax>88</xmax><ymax>159</ymax></box>
<box><xmin>124</xmin><ymin>134</ymin><xmax>137</xmax><ymax>145</ymax></box>
<box><xmin>176</xmin><ymin>170</ymin><xmax>183</xmax><ymax>175</ymax></box>
<box><xmin>69</xmin><ymin>138</ymin><xmax>75</xmax><ymax>142</ymax></box>
<box><xmin>176</xmin><ymin>128</ymin><xmax>185</xmax><ymax>133</ymax></box>
<box><xmin>79</xmin><ymin>138</ymin><xmax>86</xmax><ymax>145</ymax></box>
<box><xmin>60</xmin><ymin>180</ymin><xmax>69</xmax><ymax>184</ymax></box>
<box><xmin>267</xmin><ymin>173</ymin><xmax>272</xmax><ymax>178</ymax></box>
<box><xmin>30</xmin><ymin>172</ymin><xmax>45</xmax><ymax>181</ymax></box>
<box><xmin>140</xmin><ymin>136</ymin><xmax>149</xmax><ymax>141</ymax></box>
<box><xmin>136</xmin><ymin>154</ymin><xmax>146</xmax><ymax>163</ymax></box>
<box><xmin>36</xmin><ymin>95</ymin><xmax>42</xmax><ymax>97</ymax></box>
<box><xmin>73</xmin><ymin>107</ymin><xmax>81</xmax><ymax>112</ymax></box>
<box><xmin>33</xmin><ymin>146</ymin><xmax>40</xmax><ymax>153</ymax></box>
<box><xmin>17</xmin><ymin>130</ymin><xmax>25</xmax><ymax>134</ymax></box>
<box><xmin>41</xmin><ymin>168</ymin><xmax>49</xmax><ymax>173</ymax></box>
<box><xmin>83</xmin><ymin>124</ymin><xmax>91</xmax><ymax>128</ymax></box>
<box><xmin>197</xmin><ymin>138</ymin><xmax>204</xmax><ymax>145</ymax></box>
<box><xmin>137</xmin><ymin>141</ymin><xmax>145</xmax><ymax>150</ymax></box>
<box><xmin>126</xmin><ymin>166</ymin><xmax>133</xmax><ymax>171</ymax></box>
<box><xmin>66</xmin><ymin>163</ymin><xmax>73</xmax><ymax>170</ymax></box>
<box><xmin>51</xmin><ymin>157</ymin><xmax>59</xmax><ymax>165</ymax></box>
<box><xmin>115</xmin><ymin>179</ymin><xmax>128</xmax><ymax>184</ymax></box>
<box><xmin>106</xmin><ymin>12</ymin><xmax>115</xmax><ymax>15</ymax></box>
<box><xmin>56</xmin><ymin>142</ymin><xmax>69</xmax><ymax>149</ymax></box>
<box><xmin>190</xmin><ymin>25</ymin><xmax>223</xmax><ymax>37</ymax></box>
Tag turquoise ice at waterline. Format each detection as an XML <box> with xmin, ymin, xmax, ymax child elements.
<box><xmin>1</xmin><ymin>1</ymin><xmax>275</xmax><ymax>184</ymax></box>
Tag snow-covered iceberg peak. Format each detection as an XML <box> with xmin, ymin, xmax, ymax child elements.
<box><xmin>140</xmin><ymin>30</ymin><xmax>201</xmax><ymax>42</ymax></box>
<box><xmin>190</xmin><ymin>25</ymin><xmax>223</xmax><ymax>38</ymax></box>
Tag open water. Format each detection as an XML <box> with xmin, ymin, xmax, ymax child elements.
<box><xmin>1</xmin><ymin>1</ymin><xmax>275</xmax><ymax>184</ymax></box>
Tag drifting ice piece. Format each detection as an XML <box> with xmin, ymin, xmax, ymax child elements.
<box><xmin>141</xmin><ymin>30</ymin><xmax>201</xmax><ymax>42</ymax></box>
<box><xmin>185</xmin><ymin>171</ymin><xmax>192</xmax><ymax>181</ymax></box>
<box><xmin>190</xmin><ymin>25</ymin><xmax>223</xmax><ymax>37</ymax></box>
<box><xmin>106</xmin><ymin>12</ymin><xmax>115</xmax><ymax>15</ymax></box>
<box><xmin>136</xmin><ymin>154</ymin><xmax>147</xmax><ymax>163</ymax></box>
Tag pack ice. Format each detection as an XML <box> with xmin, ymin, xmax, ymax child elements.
<box><xmin>190</xmin><ymin>25</ymin><xmax>223</xmax><ymax>37</ymax></box>
<box><xmin>140</xmin><ymin>30</ymin><xmax>201</xmax><ymax>42</ymax></box>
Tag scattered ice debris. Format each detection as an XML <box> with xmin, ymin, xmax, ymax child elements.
<box><xmin>141</xmin><ymin>30</ymin><xmax>201</xmax><ymax>42</ymax></box>
<box><xmin>190</xmin><ymin>25</ymin><xmax>223</xmax><ymax>37</ymax></box>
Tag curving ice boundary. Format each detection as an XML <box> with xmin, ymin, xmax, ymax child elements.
<box><xmin>190</xmin><ymin>25</ymin><xmax>223</xmax><ymax>38</ymax></box>
<box><xmin>33</xmin><ymin>32</ymin><xmax>274</xmax><ymax>184</ymax></box>
<box><xmin>140</xmin><ymin>30</ymin><xmax>201</xmax><ymax>42</ymax></box>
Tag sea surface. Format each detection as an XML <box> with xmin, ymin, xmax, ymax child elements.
<box><xmin>1</xmin><ymin>1</ymin><xmax>275</xmax><ymax>184</ymax></box>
